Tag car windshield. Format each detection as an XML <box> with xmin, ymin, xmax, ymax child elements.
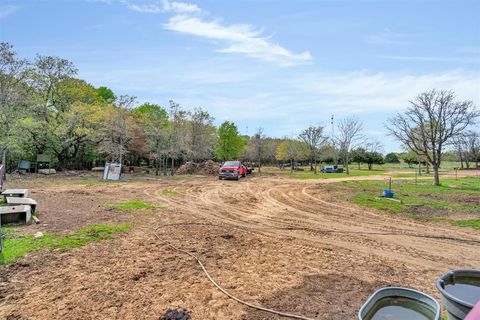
<box><xmin>223</xmin><ymin>161</ymin><xmax>239</xmax><ymax>167</ymax></box>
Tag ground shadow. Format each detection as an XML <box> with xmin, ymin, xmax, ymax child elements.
<box><xmin>241</xmin><ymin>273</ymin><xmax>387</xmax><ymax>320</ymax></box>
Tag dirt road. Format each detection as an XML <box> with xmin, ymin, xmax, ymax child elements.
<box><xmin>1</xmin><ymin>175</ymin><xmax>479</xmax><ymax>319</ymax></box>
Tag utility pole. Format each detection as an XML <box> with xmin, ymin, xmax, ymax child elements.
<box><xmin>331</xmin><ymin>114</ymin><xmax>337</xmax><ymax>165</ymax></box>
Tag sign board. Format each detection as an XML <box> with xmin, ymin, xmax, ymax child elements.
<box><xmin>103</xmin><ymin>163</ymin><xmax>122</xmax><ymax>181</ymax></box>
<box><xmin>36</xmin><ymin>154</ymin><xmax>51</xmax><ymax>163</ymax></box>
<box><xmin>0</xmin><ymin>164</ymin><xmax>4</xmax><ymax>190</ymax></box>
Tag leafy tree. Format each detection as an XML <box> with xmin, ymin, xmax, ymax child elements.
<box><xmin>318</xmin><ymin>144</ymin><xmax>337</xmax><ymax>164</ymax></box>
<box><xmin>364</xmin><ymin>151</ymin><xmax>384</xmax><ymax>170</ymax></box>
<box><xmin>402</xmin><ymin>152</ymin><xmax>418</xmax><ymax>168</ymax></box>
<box><xmin>276</xmin><ymin>139</ymin><xmax>308</xmax><ymax>172</ymax></box>
<box><xmin>132</xmin><ymin>103</ymin><xmax>170</xmax><ymax>175</ymax></box>
<box><xmin>384</xmin><ymin>152</ymin><xmax>400</xmax><ymax>163</ymax></box>
<box><xmin>0</xmin><ymin>42</ymin><xmax>29</xmax><ymax>171</ymax></box>
<box><xmin>96</xmin><ymin>86</ymin><xmax>116</xmax><ymax>103</ymax></box>
<box><xmin>387</xmin><ymin>89</ymin><xmax>479</xmax><ymax>185</ymax></box>
<box><xmin>215</xmin><ymin>121</ymin><xmax>245</xmax><ymax>160</ymax></box>
<box><xmin>264</xmin><ymin>138</ymin><xmax>282</xmax><ymax>164</ymax></box>
<box><xmin>350</xmin><ymin>148</ymin><xmax>367</xmax><ymax>169</ymax></box>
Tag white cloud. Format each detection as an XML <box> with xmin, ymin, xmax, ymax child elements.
<box><xmin>114</xmin><ymin>0</ymin><xmax>310</xmax><ymax>65</ymax></box>
<box><xmin>292</xmin><ymin>70</ymin><xmax>480</xmax><ymax>112</ymax></box>
<box><xmin>0</xmin><ymin>5</ymin><xmax>17</xmax><ymax>20</ymax></box>
<box><xmin>382</xmin><ymin>55</ymin><xmax>480</xmax><ymax>63</ymax></box>
<box><xmin>365</xmin><ymin>29</ymin><xmax>411</xmax><ymax>45</ymax></box>
<box><xmin>164</xmin><ymin>15</ymin><xmax>312</xmax><ymax>65</ymax></box>
<box><xmin>120</xmin><ymin>0</ymin><xmax>200</xmax><ymax>14</ymax></box>
<box><xmin>168</xmin><ymin>1</ymin><xmax>201</xmax><ymax>13</ymax></box>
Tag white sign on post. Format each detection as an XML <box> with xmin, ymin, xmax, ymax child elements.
<box><xmin>103</xmin><ymin>163</ymin><xmax>122</xmax><ymax>181</ymax></box>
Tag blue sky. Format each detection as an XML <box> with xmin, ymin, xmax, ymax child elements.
<box><xmin>1</xmin><ymin>0</ymin><xmax>479</xmax><ymax>152</ymax></box>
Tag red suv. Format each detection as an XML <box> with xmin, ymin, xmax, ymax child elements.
<box><xmin>219</xmin><ymin>161</ymin><xmax>247</xmax><ymax>180</ymax></box>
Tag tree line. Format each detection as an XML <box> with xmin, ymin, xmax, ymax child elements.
<box><xmin>1</xmin><ymin>42</ymin><xmax>478</xmax><ymax>184</ymax></box>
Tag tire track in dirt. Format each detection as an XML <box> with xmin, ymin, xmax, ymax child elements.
<box><xmin>143</xmin><ymin>177</ymin><xmax>480</xmax><ymax>270</ymax></box>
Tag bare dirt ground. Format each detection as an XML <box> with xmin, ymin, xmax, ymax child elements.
<box><xmin>1</xmin><ymin>173</ymin><xmax>479</xmax><ymax>319</ymax></box>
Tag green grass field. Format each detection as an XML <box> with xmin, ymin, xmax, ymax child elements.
<box><xmin>1</xmin><ymin>224</ymin><xmax>132</xmax><ymax>264</ymax></box>
<box><xmin>261</xmin><ymin>166</ymin><xmax>385</xmax><ymax>179</ymax></box>
<box><xmin>104</xmin><ymin>199</ymin><xmax>159</xmax><ymax>211</ymax></box>
<box><xmin>324</xmin><ymin>177</ymin><xmax>480</xmax><ymax>229</ymax></box>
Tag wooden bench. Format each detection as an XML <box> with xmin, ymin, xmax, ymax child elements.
<box><xmin>0</xmin><ymin>205</ymin><xmax>32</xmax><ymax>224</ymax></box>
<box><xmin>6</xmin><ymin>197</ymin><xmax>37</xmax><ymax>213</ymax></box>
<box><xmin>1</xmin><ymin>189</ymin><xmax>28</xmax><ymax>202</ymax></box>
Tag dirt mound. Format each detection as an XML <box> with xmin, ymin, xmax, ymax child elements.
<box><xmin>176</xmin><ymin>161</ymin><xmax>198</xmax><ymax>175</ymax></box>
<box><xmin>197</xmin><ymin>160</ymin><xmax>220</xmax><ymax>176</ymax></box>
<box><xmin>176</xmin><ymin>160</ymin><xmax>219</xmax><ymax>176</ymax></box>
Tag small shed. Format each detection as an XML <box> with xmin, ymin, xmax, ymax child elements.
<box><xmin>36</xmin><ymin>154</ymin><xmax>52</xmax><ymax>173</ymax></box>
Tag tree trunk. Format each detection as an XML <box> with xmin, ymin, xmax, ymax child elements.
<box><xmin>314</xmin><ymin>159</ymin><xmax>317</xmax><ymax>174</ymax></box>
<box><xmin>2</xmin><ymin>150</ymin><xmax>6</xmax><ymax>182</ymax></box>
<box><xmin>418</xmin><ymin>161</ymin><xmax>422</xmax><ymax>176</ymax></box>
<box><xmin>433</xmin><ymin>164</ymin><xmax>440</xmax><ymax>186</ymax></box>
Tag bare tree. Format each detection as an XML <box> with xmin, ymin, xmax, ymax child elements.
<box><xmin>467</xmin><ymin>131</ymin><xmax>480</xmax><ymax>168</ymax></box>
<box><xmin>251</xmin><ymin>127</ymin><xmax>266</xmax><ymax>172</ymax></box>
<box><xmin>387</xmin><ymin>89</ymin><xmax>479</xmax><ymax>185</ymax></box>
<box><xmin>99</xmin><ymin>95</ymin><xmax>136</xmax><ymax>163</ymax></box>
<box><xmin>454</xmin><ymin>131</ymin><xmax>480</xmax><ymax>168</ymax></box>
<box><xmin>453</xmin><ymin>134</ymin><xmax>471</xmax><ymax>168</ymax></box>
<box><xmin>168</xmin><ymin>100</ymin><xmax>188</xmax><ymax>172</ymax></box>
<box><xmin>335</xmin><ymin>117</ymin><xmax>364</xmax><ymax>174</ymax></box>
<box><xmin>298</xmin><ymin>125</ymin><xmax>328</xmax><ymax>174</ymax></box>
<box><xmin>186</xmin><ymin>107</ymin><xmax>215</xmax><ymax>161</ymax></box>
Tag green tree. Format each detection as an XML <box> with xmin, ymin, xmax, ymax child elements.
<box><xmin>364</xmin><ymin>151</ymin><xmax>384</xmax><ymax>170</ymax></box>
<box><xmin>132</xmin><ymin>103</ymin><xmax>170</xmax><ymax>175</ymax></box>
<box><xmin>0</xmin><ymin>42</ymin><xmax>29</xmax><ymax>171</ymax></box>
<box><xmin>402</xmin><ymin>152</ymin><xmax>418</xmax><ymax>168</ymax></box>
<box><xmin>96</xmin><ymin>86</ymin><xmax>116</xmax><ymax>103</ymax></box>
<box><xmin>350</xmin><ymin>148</ymin><xmax>367</xmax><ymax>169</ymax></box>
<box><xmin>215</xmin><ymin>121</ymin><xmax>244</xmax><ymax>160</ymax></box>
<box><xmin>275</xmin><ymin>139</ymin><xmax>308</xmax><ymax>172</ymax></box>
<box><xmin>384</xmin><ymin>152</ymin><xmax>400</xmax><ymax>163</ymax></box>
